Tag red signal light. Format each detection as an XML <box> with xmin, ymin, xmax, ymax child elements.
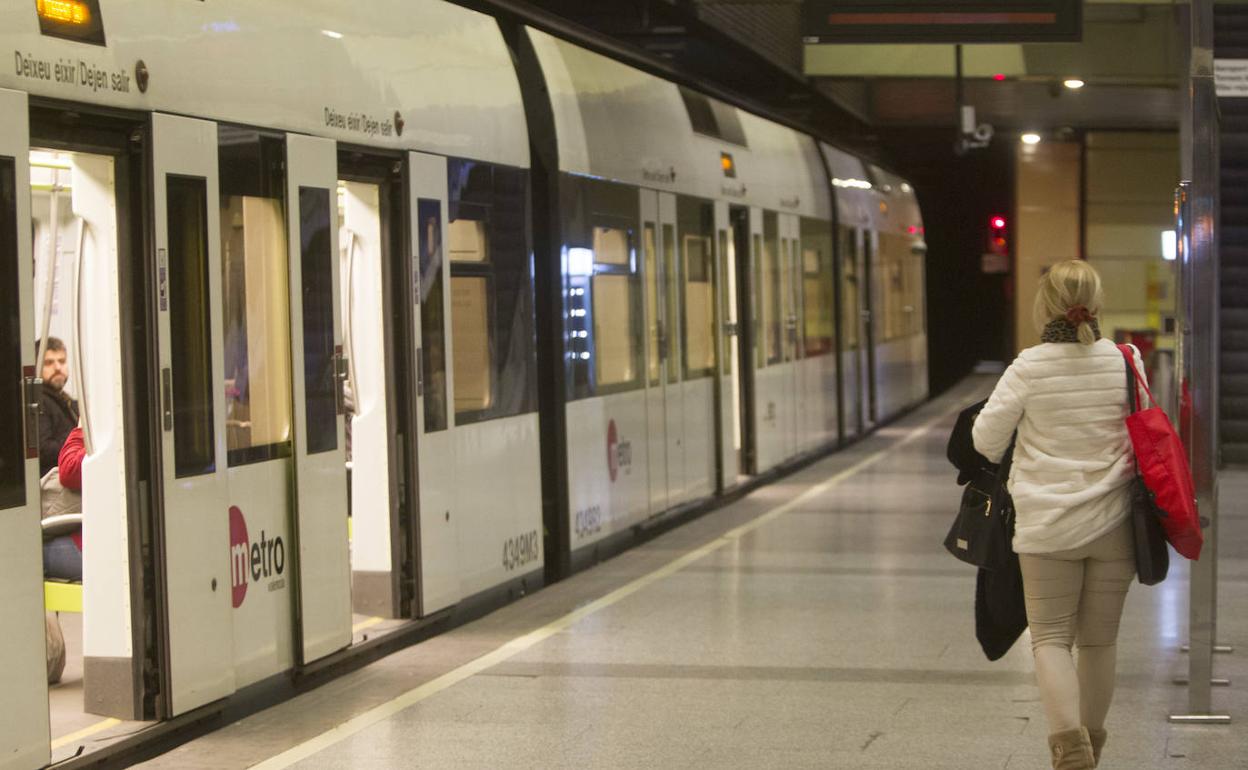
<box><xmin>993</xmin><ymin>73</ymin><xmax>1006</xmax><ymax>82</ymax></box>
<box><xmin>991</xmin><ymin>216</ymin><xmax>1007</xmax><ymax>230</ymax></box>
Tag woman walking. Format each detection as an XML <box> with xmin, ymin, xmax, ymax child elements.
<box><xmin>973</xmin><ymin>260</ymin><xmax>1142</xmax><ymax>769</ymax></box>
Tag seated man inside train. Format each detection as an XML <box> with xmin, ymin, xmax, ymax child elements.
<box><xmin>43</xmin><ymin>426</ymin><xmax>84</xmax><ymax>582</ymax></box>
<box><xmin>36</xmin><ymin>336</ymin><xmax>79</xmax><ymax>477</ymax></box>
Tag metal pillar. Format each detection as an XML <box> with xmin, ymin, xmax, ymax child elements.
<box><xmin>1170</xmin><ymin>0</ymin><xmax>1230</xmax><ymax>725</ymax></box>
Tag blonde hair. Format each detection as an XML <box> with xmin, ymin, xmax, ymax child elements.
<box><xmin>1033</xmin><ymin>260</ymin><xmax>1104</xmax><ymax>345</ymax></box>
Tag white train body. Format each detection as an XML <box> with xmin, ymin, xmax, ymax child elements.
<box><xmin>0</xmin><ymin>2</ymin><xmax>926</xmax><ymax>767</ymax></box>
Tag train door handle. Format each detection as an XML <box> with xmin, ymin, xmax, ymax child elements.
<box><xmin>333</xmin><ymin>346</ymin><xmax>348</xmax><ymax>415</ymax></box>
<box><xmin>22</xmin><ymin>366</ymin><xmax>41</xmax><ymax>459</ymax></box>
<box><xmin>415</xmin><ymin>348</ymin><xmax>424</xmax><ymax>398</ymax></box>
<box><xmin>161</xmin><ymin>367</ymin><xmax>174</xmax><ymax>432</ymax></box>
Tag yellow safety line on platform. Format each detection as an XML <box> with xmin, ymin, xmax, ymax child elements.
<box><xmin>51</xmin><ymin>718</ymin><xmax>121</xmax><ymax>750</ymax></box>
<box><xmin>352</xmin><ymin>616</ymin><xmax>384</xmax><ymax>633</ymax></box>
<box><xmin>251</xmin><ymin>401</ymin><xmax>961</xmax><ymax>770</ymax></box>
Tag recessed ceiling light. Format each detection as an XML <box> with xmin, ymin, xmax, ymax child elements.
<box><xmin>1063</xmin><ymin>78</ymin><xmax>1085</xmax><ymax>89</ymax></box>
<box><xmin>1021</xmin><ymin>133</ymin><xmax>1042</xmax><ymax>145</ymax></box>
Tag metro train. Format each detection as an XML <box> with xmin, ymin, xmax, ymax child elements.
<box><xmin>0</xmin><ymin>1</ymin><xmax>927</xmax><ymax>766</ymax></box>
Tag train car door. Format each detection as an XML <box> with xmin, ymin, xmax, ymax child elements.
<box><xmin>780</xmin><ymin>214</ymin><xmax>803</xmax><ymax>457</ymax></box>
<box><xmin>151</xmin><ymin>113</ymin><xmax>235</xmax><ymax>714</ymax></box>
<box><xmin>713</xmin><ymin>201</ymin><xmax>739</xmax><ymax>490</ymax></box>
<box><xmin>409</xmin><ymin>151</ymin><xmax>458</xmax><ymax>615</ymax></box>
<box><xmin>285</xmin><ymin>134</ymin><xmax>351</xmax><ymax>664</ymax></box>
<box><xmin>730</xmin><ymin>206</ymin><xmax>756</xmax><ymax>475</ymax></box>
<box><xmin>862</xmin><ymin>229</ymin><xmax>878</xmax><ymax>428</ymax></box>
<box><xmin>338</xmin><ymin>157</ymin><xmax>407</xmax><ymax>620</ymax></box>
<box><xmin>0</xmin><ymin>87</ymin><xmax>52</xmax><ymax>770</ymax></box>
<box><xmin>640</xmin><ymin>189</ymin><xmax>683</xmax><ymax>513</ymax></box>
<box><xmin>838</xmin><ymin>225</ymin><xmax>863</xmax><ymax>438</ymax></box>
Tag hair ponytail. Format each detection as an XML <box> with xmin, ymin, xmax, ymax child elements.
<box><xmin>1032</xmin><ymin>260</ymin><xmax>1105</xmax><ymax>345</ymax></box>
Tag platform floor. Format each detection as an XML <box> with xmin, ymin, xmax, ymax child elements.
<box><xmin>139</xmin><ymin>377</ymin><xmax>1248</xmax><ymax>769</ymax></box>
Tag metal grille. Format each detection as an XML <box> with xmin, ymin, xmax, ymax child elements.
<box><xmin>1216</xmin><ymin>4</ymin><xmax>1248</xmax><ymax>464</ymax></box>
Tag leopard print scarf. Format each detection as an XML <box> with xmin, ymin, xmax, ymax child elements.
<box><xmin>1041</xmin><ymin>317</ymin><xmax>1101</xmax><ymax>343</ymax></box>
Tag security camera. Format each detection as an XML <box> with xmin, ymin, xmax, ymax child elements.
<box><xmin>972</xmin><ymin>123</ymin><xmax>995</xmax><ymax>143</ymax></box>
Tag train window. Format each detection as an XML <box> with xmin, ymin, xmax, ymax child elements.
<box><xmin>801</xmin><ymin>218</ymin><xmax>835</xmax><ymax>357</ymax></box>
<box><xmin>448</xmin><ymin>160</ymin><xmax>536</xmax><ymax>423</ymax></box>
<box><xmin>752</xmin><ymin>232</ymin><xmax>763</xmax><ymax>369</ymax></box>
<box><xmin>0</xmin><ymin>157</ymin><xmax>22</xmax><ymax>508</ymax></box>
<box><xmin>298</xmin><ymin>186</ymin><xmax>338</xmax><ymax>454</ymax></box>
<box><xmin>418</xmin><ymin>199</ymin><xmax>448</xmax><ymax>432</ymax></box>
<box><xmin>781</xmin><ymin>236</ymin><xmax>795</xmax><ymax>362</ymax></box>
<box><xmin>761</xmin><ymin>213</ymin><xmax>781</xmax><ymax>366</ymax></box>
<box><xmin>449</xmin><ymin>219</ymin><xmax>488</xmax><ymax>262</ymax></box>
<box><xmin>718</xmin><ymin>229</ymin><xmax>730</xmax><ymax>376</ymax></box>
<box><xmin>219</xmin><ymin>131</ymin><xmax>292</xmax><ymax>466</ymax></box>
<box><xmin>167</xmin><ymin>175</ymin><xmax>216</xmax><ymax>478</ymax></box>
<box><xmin>560</xmin><ymin>175</ymin><xmax>642</xmax><ymax>398</ymax></box>
<box><xmin>591</xmin><ymin>225</ymin><xmax>640</xmax><ymax>389</ymax></box>
<box><xmin>839</xmin><ymin>227</ymin><xmax>859</xmax><ymax>350</ymax></box>
<box><xmin>592</xmin><ymin>272</ymin><xmax>636</xmax><ymax>387</ymax></box>
<box><xmin>679</xmin><ymin>197</ymin><xmax>715</xmax><ymax>380</ymax></box>
<box><xmin>677</xmin><ymin>87</ymin><xmax>747</xmax><ymax>147</ymax></box>
<box><xmin>663</xmin><ymin>223</ymin><xmax>680</xmax><ymax>384</ymax></box>
<box><xmin>451</xmin><ymin>275</ymin><xmax>492</xmax><ymax>412</ymax></box>
<box><xmin>644</xmin><ymin>223</ymin><xmax>660</xmax><ymax>387</ymax></box>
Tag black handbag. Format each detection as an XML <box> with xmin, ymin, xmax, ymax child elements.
<box><xmin>944</xmin><ymin>442</ymin><xmax>1015</xmax><ymax>571</ymax></box>
<box><xmin>1124</xmin><ymin>359</ymin><xmax>1170</xmax><ymax>586</ymax></box>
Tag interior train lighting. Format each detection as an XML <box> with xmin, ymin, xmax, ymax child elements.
<box><xmin>1020</xmin><ymin>133</ymin><xmax>1042</xmax><ymax>145</ymax></box>
<box><xmin>1063</xmin><ymin>78</ymin><xmax>1085</xmax><ymax>90</ymax></box>
<box><xmin>832</xmin><ymin>177</ymin><xmax>872</xmax><ymax>190</ymax></box>
<box><xmin>1162</xmin><ymin>229</ymin><xmax>1177</xmax><ymax>261</ymax></box>
<box><xmin>37</xmin><ymin>0</ymin><xmax>90</xmax><ymax>24</ymax></box>
<box><xmin>321</xmin><ymin>29</ymin><xmax>344</xmax><ymax>39</ymax></box>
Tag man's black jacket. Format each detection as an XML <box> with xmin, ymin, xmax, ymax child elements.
<box><xmin>947</xmin><ymin>399</ymin><xmax>1027</xmax><ymax>661</ymax></box>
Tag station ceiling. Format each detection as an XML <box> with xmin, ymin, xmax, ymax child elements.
<box><xmin>492</xmin><ymin>0</ymin><xmax>1183</xmax><ymax>149</ymax></box>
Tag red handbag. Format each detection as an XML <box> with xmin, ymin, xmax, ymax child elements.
<box><xmin>1117</xmin><ymin>344</ymin><xmax>1203</xmax><ymax>560</ymax></box>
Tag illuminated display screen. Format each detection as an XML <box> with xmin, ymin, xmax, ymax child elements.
<box><xmin>802</xmin><ymin>1</ymin><xmax>1081</xmax><ymax>44</ymax></box>
<box><xmin>35</xmin><ymin>0</ymin><xmax>106</xmax><ymax>46</ymax></box>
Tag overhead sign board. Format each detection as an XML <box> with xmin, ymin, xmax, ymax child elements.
<box><xmin>801</xmin><ymin>1</ymin><xmax>1082</xmax><ymax>44</ymax></box>
<box><xmin>1215</xmin><ymin>60</ymin><xmax>1248</xmax><ymax>98</ymax></box>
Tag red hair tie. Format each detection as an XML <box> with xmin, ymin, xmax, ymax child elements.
<box><xmin>1065</xmin><ymin>305</ymin><xmax>1093</xmax><ymax>325</ymax></box>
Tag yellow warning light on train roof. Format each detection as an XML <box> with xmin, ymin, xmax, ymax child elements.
<box><xmin>37</xmin><ymin>0</ymin><xmax>90</xmax><ymax>24</ymax></box>
<box><xmin>720</xmin><ymin>152</ymin><xmax>736</xmax><ymax>179</ymax></box>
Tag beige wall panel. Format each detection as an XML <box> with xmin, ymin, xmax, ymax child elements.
<box><xmin>1086</xmin><ymin>222</ymin><xmax>1167</xmax><ymax>259</ymax></box>
<box><xmin>1015</xmin><ymin>141</ymin><xmax>1081</xmax><ymax>352</ymax></box>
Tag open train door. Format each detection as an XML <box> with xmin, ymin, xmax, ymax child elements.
<box><xmin>0</xmin><ymin>86</ymin><xmax>52</xmax><ymax>770</ymax></box>
<box><xmin>151</xmin><ymin>113</ymin><xmax>235</xmax><ymax>715</ymax></box>
<box><xmin>285</xmin><ymin>134</ymin><xmax>352</xmax><ymax>664</ymax></box>
<box><xmin>408</xmin><ymin>150</ymin><xmax>459</xmax><ymax>615</ymax></box>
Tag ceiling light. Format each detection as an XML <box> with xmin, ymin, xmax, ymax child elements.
<box><xmin>1063</xmin><ymin>78</ymin><xmax>1085</xmax><ymax>90</ymax></box>
<box><xmin>1021</xmin><ymin>133</ymin><xmax>1042</xmax><ymax>145</ymax></box>
<box><xmin>321</xmin><ymin>29</ymin><xmax>343</xmax><ymax>39</ymax></box>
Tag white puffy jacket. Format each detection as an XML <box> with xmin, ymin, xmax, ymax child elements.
<box><xmin>972</xmin><ymin>338</ymin><xmax>1147</xmax><ymax>554</ymax></box>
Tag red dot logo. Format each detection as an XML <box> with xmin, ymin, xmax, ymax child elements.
<box><xmin>229</xmin><ymin>505</ymin><xmax>249</xmax><ymax>608</ymax></box>
<box><xmin>607</xmin><ymin>419</ymin><xmax>619</xmax><ymax>483</ymax></box>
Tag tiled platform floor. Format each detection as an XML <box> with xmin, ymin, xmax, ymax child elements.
<box><xmin>140</xmin><ymin>376</ymin><xmax>1248</xmax><ymax>769</ymax></box>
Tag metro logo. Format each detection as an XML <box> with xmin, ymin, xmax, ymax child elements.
<box><xmin>228</xmin><ymin>505</ymin><xmax>286</xmax><ymax>609</ymax></box>
<box><xmin>606</xmin><ymin>418</ymin><xmax>632</xmax><ymax>484</ymax></box>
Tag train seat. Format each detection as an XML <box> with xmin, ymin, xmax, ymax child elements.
<box><xmin>42</xmin><ymin>514</ymin><xmax>83</xmax><ymax>614</ymax></box>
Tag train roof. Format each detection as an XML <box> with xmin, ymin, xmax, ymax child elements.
<box><xmin>528</xmin><ymin>27</ymin><xmax>831</xmax><ymax>220</ymax></box>
<box><xmin>1</xmin><ymin>0</ymin><xmax>530</xmax><ymax>168</ymax></box>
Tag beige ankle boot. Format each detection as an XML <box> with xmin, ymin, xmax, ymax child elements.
<box><xmin>1048</xmin><ymin>727</ymin><xmax>1096</xmax><ymax>769</ymax></box>
<box><xmin>1086</xmin><ymin>728</ymin><xmax>1107</xmax><ymax>767</ymax></box>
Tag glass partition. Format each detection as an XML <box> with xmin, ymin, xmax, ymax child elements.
<box><xmin>219</xmin><ymin>131</ymin><xmax>292</xmax><ymax>465</ymax></box>
<box><xmin>168</xmin><ymin>174</ymin><xmax>216</xmax><ymax>478</ymax></box>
